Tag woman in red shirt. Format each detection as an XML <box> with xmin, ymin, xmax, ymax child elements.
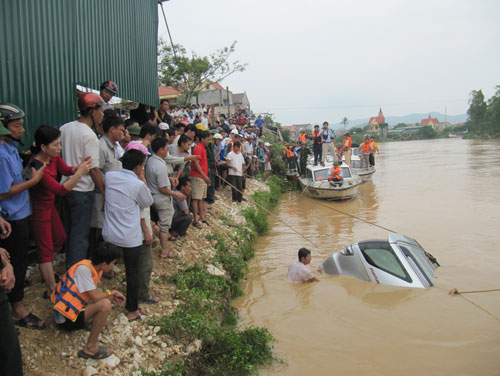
<box><xmin>29</xmin><ymin>126</ymin><xmax>91</xmax><ymax>297</ymax></box>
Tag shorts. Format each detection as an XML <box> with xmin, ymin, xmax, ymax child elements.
<box><xmin>153</xmin><ymin>195</ymin><xmax>174</xmax><ymax>233</ymax></box>
<box><xmin>56</xmin><ymin>310</ymin><xmax>86</xmax><ymax>331</ymax></box>
<box><xmin>191</xmin><ymin>176</ymin><xmax>207</xmax><ymax>200</ymax></box>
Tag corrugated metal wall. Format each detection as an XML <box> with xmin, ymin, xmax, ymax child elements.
<box><xmin>0</xmin><ymin>0</ymin><xmax>158</xmax><ymax>145</ymax></box>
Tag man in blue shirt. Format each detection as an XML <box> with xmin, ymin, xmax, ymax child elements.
<box><xmin>255</xmin><ymin>115</ymin><xmax>264</xmax><ymax>136</ymax></box>
<box><xmin>0</xmin><ymin>103</ymin><xmax>47</xmax><ymax>330</ymax></box>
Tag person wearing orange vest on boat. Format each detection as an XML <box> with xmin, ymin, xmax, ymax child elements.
<box><xmin>299</xmin><ymin>130</ymin><xmax>307</xmax><ymax>144</ymax></box>
<box><xmin>286</xmin><ymin>143</ymin><xmax>298</xmax><ymax>172</ymax></box>
<box><xmin>311</xmin><ymin>124</ymin><xmax>322</xmax><ymax>166</ymax></box>
<box><xmin>342</xmin><ymin>132</ymin><xmax>353</xmax><ymax>167</ymax></box>
<box><xmin>359</xmin><ymin>135</ymin><xmax>373</xmax><ymax>169</ymax></box>
<box><xmin>328</xmin><ymin>160</ymin><xmax>343</xmax><ymax>183</ymax></box>
<box><xmin>51</xmin><ymin>242</ymin><xmax>125</xmax><ymax>360</ymax></box>
<box><xmin>369</xmin><ymin>136</ymin><xmax>379</xmax><ymax>167</ymax></box>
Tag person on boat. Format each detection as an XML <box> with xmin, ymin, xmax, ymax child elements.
<box><xmin>359</xmin><ymin>135</ymin><xmax>373</xmax><ymax>169</ymax></box>
<box><xmin>286</xmin><ymin>248</ymin><xmax>319</xmax><ymax>283</ymax></box>
<box><xmin>342</xmin><ymin>132</ymin><xmax>353</xmax><ymax>167</ymax></box>
<box><xmin>299</xmin><ymin>130</ymin><xmax>307</xmax><ymax>144</ymax></box>
<box><xmin>369</xmin><ymin>136</ymin><xmax>379</xmax><ymax>167</ymax></box>
<box><xmin>319</xmin><ymin>121</ymin><xmax>336</xmax><ymax>166</ymax></box>
<box><xmin>328</xmin><ymin>160</ymin><xmax>343</xmax><ymax>183</ymax></box>
<box><xmin>311</xmin><ymin>124</ymin><xmax>322</xmax><ymax>166</ymax></box>
<box><xmin>51</xmin><ymin>242</ymin><xmax>125</xmax><ymax>360</ymax></box>
<box><xmin>286</xmin><ymin>143</ymin><xmax>297</xmax><ymax>172</ymax></box>
<box><xmin>297</xmin><ymin>142</ymin><xmax>311</xmax><ymax>178</ymax></box>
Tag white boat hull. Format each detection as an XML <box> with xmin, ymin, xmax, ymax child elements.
<box><xmin>298</xmin><ymin>177</ymin><xmax>361</xmax><ymax>200</ymax></box>
<box><xmin>353</xmin><ymin>167</ymin><xmax>375</xmax><ymax>182</ymax></box>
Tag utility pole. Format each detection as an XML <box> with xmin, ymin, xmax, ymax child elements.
<box><xmin>226</xmin><ymin>86</ymin><xmax>230</xmax><ymax>117</ymax></box>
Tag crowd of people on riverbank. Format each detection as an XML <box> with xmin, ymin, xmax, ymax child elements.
<box><xmin>0</xmin><ymin>81</ymin><xmax>275</xmax><ymax>373</ymax></box>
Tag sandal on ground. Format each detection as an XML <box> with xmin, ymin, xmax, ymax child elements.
<box><xmin>168</xmin><ymin>234</ymin><xmax>177</xmax><ymax>241</ymax></box>
<box><xmin>78</xmin><ymin>346</ymin><xmax>111</xmax><ymax>360</ymax></box>
<box><xmin>141</xmin><ymin>295</ymin><xmax>160</xmax><ymax>304</ymax></box>
<box><xmin>13</xmin><ymin>313</ymin><xmax>46</xmax><ymax>330</ymax></box>
<box><xmin>128</xmin><ymin>308</ymin><xmax>147</xmax><ymax>322</ymax></box>
<box><xmin>193</xmin><ymin>221</ymin><xmax>202</xmax><ymax>229</ymax></box>
<box><xmin>202</xmin><ymin>220</ymin><xmax>210</xmax><ymax>226</ymax></box>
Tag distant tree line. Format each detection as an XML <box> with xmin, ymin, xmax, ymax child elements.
<box><xmin>466</xmin><ymin>85</ymin><xmax>500</xmax><ymax>138</ymax></box>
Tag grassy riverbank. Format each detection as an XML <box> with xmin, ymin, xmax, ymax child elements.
<box><xmin>18</xmin><ymin>177</ymin><xmax>288</xmax><ymax>375</ymax></box>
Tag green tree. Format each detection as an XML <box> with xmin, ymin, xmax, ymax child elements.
<box><xmin>393</xmin><ymin>123</ymin><xmax>407</xmax><ymax>129</ymax></box>
<box><xmin>485</xmin><ymin>85</ymin><xmax>500</xmax><ymax>136</ymax></box>
<box><xmin>281</xmin><ymin>129</ymin><xmax>291</xmax><ymax>142</ymax></box>
<box><xmin>466</xmin><ymin>89</ymin><xmax>487</xmax><ymax>133</ymax></box>
<box><xmin>341</xmin><ymin>116</ymin><xmax>348</xmax><ymax>131</ymax></box>
<box><xmin>158</xmin><ymin>40</ymin><xmax>247</xmax><ymax>105</ymax></box>
<box><xmin>417</xmin><ymin>125</ymin><xmax>438</xmax><ymax>139</ymax></box>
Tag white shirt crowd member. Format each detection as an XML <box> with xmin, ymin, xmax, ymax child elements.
<box><xmin>60</xmin><ymin>120</ymin><xmax>100</xmax><ymax>191</ymax></box>
<box><xmin>226</xmin><ymin>151</ymin><xmax>245</xmax><ymax>177</ymax></box>
<box><xmin>102</xmin><ymin>169</ymin><xmax>153</xmax><ymax>248</ymax></box>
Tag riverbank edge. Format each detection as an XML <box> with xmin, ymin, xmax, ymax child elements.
<box><xmin>143</xmin><ymin>175</ymin><xmax>288</xmax><ymax>375</ymax></box>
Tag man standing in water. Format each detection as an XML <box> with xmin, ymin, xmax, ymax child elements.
<box><xmin>286</xmin><ymin>248</ymin><xmax>319</xmax><ymax>283</ymax></box>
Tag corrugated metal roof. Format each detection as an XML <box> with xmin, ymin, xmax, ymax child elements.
<box><xmin>0</xmin><ymin>0</ymin><xmax>158</xmax><ymax>145</ymax></box>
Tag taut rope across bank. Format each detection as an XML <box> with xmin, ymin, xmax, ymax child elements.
<box><xmin>218</xmin><ymin>175</ymin><xmax>320</xmax><ymax>248</ymax></box>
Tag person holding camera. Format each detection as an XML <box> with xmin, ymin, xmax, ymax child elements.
<box><xmin>319</xmin><ymin>121</ymin><xmax>337</xmax><ymax>166</ymax></box>
<box><xmin>29</xmin><ymin>125</ymin><xmax>92</xmax><ymax>298</ymax></box>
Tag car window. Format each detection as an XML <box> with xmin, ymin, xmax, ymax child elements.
<box><xmin>314</xmin><ymin>168</ymin><xmax>330</xmax><ymax>181</ymax></box>
<box><xmin>360</xmin><ymin>242</ymin><xmax>411</xmax><ymax>282</ymax></box>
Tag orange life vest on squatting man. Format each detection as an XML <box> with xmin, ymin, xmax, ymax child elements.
<box><xmin>328</xmin><ymin>165</ymin><xmax>342</xmax><ymax>180</ymax></box>
<box><xmin>299</xmin><ymin>133</ymin><xmax>306</xmax><ymax>143</ymax></box>
<box><xmin>51</xmin><ymin>260</ymin><xmax>103</xmax><ymax>322</ymax></box>
<box><xmin>286</xmin><ymin>147</ymin><xmax>295</xmax><ymax>158</ymax></box>
<box><xmin>360</xmin><ymin>140</ymin><xmax>371</xmax><ymax>153</ymax></box>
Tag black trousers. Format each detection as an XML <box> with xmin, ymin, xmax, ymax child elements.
<box><xmin>170</xmin><ymin>214</ymin><xmax>193</xmax><ymax>236</ymax></box>
<box><xmin>313</xmin><ymin>144</ymin><xmax>322</xmax><ymax>165</ymax></box>
<box><xmin>369</xmin><ymin>154</ymin><xmax>375</xmax><ymax>166</ymax></box>
<box><xmin>122</xmin><ymin>245</ymin><xmax>142</xmax><ymax>312</ymax></box>
<box><xmin>0</xmin><ymin>218</ymin><xmax>29</xmax><ymax>304</ymax></box>
<box><xmin>0</xmin><ymin>291</ymin><xmax>23</xmax><ymax>376</ymax></box>
<box><xmin>230</xmin><ymin>175</ymin><xmax>243</xmax><ymax>202</ymax></box>
<box><xmin>207</xmin><ymin>170</ymin><xmax>216</xmax><ymax>203</ymax></box>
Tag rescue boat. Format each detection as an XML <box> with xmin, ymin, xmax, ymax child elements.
<box><xmin>298</xmin><ymin>159</ymin><xmax>362</xmax><ymax>200</ymax></box>
<box><xmin>345</xmin><ymin>147</ymin><xmax>376</xmax><ymax>182</ymax></box>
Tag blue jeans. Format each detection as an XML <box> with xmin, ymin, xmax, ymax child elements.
<box><xmin>64</xmin><ymin>191</ymin><xmax>94</xmax><ymax>268</ymax></box>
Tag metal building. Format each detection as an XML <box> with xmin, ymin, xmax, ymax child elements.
<box><xmin>0</xmin><ymin>0</ymin><xmax>159</xmax><ymax>144</ymax></box>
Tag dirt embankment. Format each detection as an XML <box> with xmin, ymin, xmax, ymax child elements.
<box><xmin>18</xmin><ymin>178</ymin><xmax>268</xmax><ymax>376</ymax></box>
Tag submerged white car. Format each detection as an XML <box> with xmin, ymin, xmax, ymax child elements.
<box><xmin>320</xmin><ymin>233</ymin><xmax>439</xmax><ymax>288</ymax></box>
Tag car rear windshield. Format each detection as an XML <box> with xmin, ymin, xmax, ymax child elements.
<box><xmin>359</xmin><ymin>241</ymin><xmax>412</xmax><ymax>283</ymax></box>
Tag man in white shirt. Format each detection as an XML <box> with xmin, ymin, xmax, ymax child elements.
<box><xmin>60</xmin><ymin>93</ymin><xmax>105</xmax><ymax>268</ymax></box>
<box><xmin>102</xmin><ymin>149</ymin><xmax>153</xmax><ymax>321</ymax></box>
<box><xmin>286</xmin><ymin>248</ymin><xmax>319</xmax><ymax>283</ymax></box>
<box><xmin>225</xmin><ymin>141</ymin><xmax>246</xmax><ymax>203</ymax></box>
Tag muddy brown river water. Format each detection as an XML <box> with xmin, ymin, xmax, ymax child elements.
<box><xmin>233</xmin><ymin>138</ymin><xmax>500</xmax><ymax>376</ymax></box>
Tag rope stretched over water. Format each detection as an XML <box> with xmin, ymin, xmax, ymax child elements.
<box><xmin>312</xmin><ymin>200</ymin><xmax>398</xmax><ymax>233</ymax></box>
<box><xmin>449</xmin><ymin>288</ymin><xmax>500</xmax><ymax>295</ymax></box>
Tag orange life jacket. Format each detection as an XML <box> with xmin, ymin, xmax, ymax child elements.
<box><xmin>312</xmin><ymin>130</ymin><xmax>322</xmax><ymax>144</ymax></box>
<box><xmin>299</xmin><ymin>133</ymin><xmax>306</xmax><ymax>143</ymax></box>
<box><xmin>360</xmin><ymin>141</ymin><xmax>372</xmax><ymax>153</ymax></box>
<box><xmin>286</xmin><ymin>147</ymin><xmax>295</xmax><ymax>158</ymax></box>
<box><xmin>343</xmin><ymin>136</ymin><xmax>352</xmax><ymax>150</ymax></box>
<box><xmin>51</xmin><ymin>260</ymin><xmax>102</xmax><ymax>322</ymax></box>
<box><xmin>328</xmin><ymin>165</ymin><xmax>342</xmax><ymax>180</ymax></box>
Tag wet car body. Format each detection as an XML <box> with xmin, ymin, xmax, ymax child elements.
<box><xmin>321</xmin><ymin>233</ymin><xmax>438</xmax><ymax>288</ymax></box>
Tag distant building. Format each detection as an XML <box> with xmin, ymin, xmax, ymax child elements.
<box><xmin>232</xmin><ymin>92</ymin><xmax>251</xmax><ymax>112</ymax></box>
<box><xmin>367</xmin><ymin>108</ymin><xmax>385</xmax><ymax>136</ymax></box>
<box><xmin>159</xmin><ymin>85</ymin><xmax>182</xmax><ymax>104</ymax></box>
<box><xmin>420</xmin><ymin>115</ymin><xmax>439</xmax><ymax>130</ymax></box>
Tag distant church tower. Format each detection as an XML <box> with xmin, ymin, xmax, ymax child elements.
<box><xmin>368</xmin><ymin>108</ymin><xmax>385</xmax><ymax>136</ymax></box>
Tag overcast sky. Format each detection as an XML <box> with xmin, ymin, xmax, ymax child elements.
<box><xmin>157</xmin><ymin>0</ymin><xmax>500</xmax><ymax>125</ymax></box>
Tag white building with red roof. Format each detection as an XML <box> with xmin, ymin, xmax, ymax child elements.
<box><xmin>367</xmin><ymin>108</ymin><xmax>385</xmax><ymax>136</ymax></box>
<box><xmin>420</xmin><ymin>115</ymin><xmax>440</xmax><ymax>130</ymax></box>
